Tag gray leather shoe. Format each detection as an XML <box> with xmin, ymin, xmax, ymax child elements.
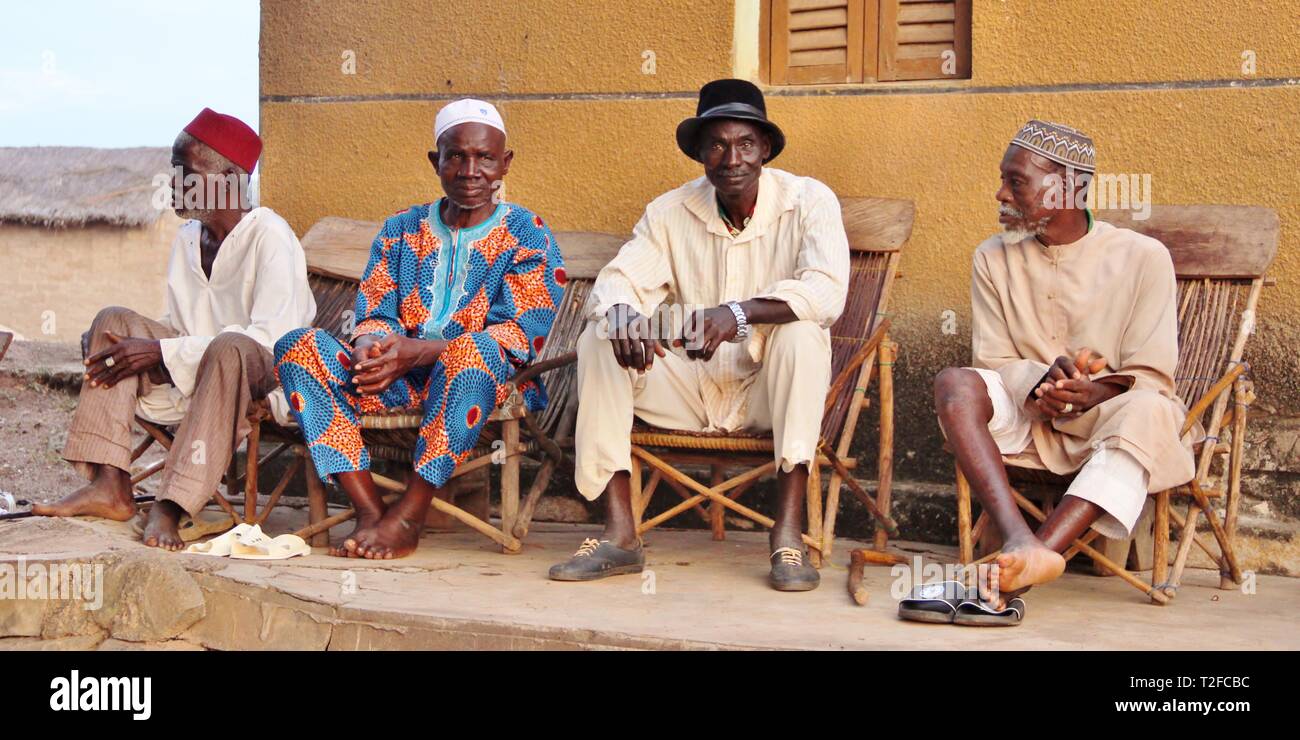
<box><xmin>548</xmin><ymin>537</ymin><xmax>645</xmax><ymax>581</ymax></box>
<box><xmin>769</xmin><ymin>547</ymin><xmax>820</xmax><ymax>591</ymax></box>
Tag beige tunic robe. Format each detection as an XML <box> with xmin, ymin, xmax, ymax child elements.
<box><xmin>971</xmin><ymin>219</ymin><xmax>1196</xmax><ymax>493</ymax></box>
<box><xmin>587</xmin><ymin>167</ymin><xmax>850</xmax><ymax>431</ymax></box>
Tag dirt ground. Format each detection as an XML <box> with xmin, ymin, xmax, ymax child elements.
<box><xmin>0</xmin><ymin>362</ymin><xmax>165</xmax><ymax>510</ymax></box>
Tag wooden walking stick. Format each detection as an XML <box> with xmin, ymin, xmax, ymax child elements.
<box><xmin>846</xmin><ymin>548</ymin><xmax>909</xmax><ymax>606</ymax></box>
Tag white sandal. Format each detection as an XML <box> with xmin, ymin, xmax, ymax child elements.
<box><xmin>228</xmin><ymin>527</ymin><xmax>311</xmax><ymax>560</ymax></box>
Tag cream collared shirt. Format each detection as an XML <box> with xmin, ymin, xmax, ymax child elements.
<box><xmin>588</xmin><ymin>167</ymin><xmax>850</xmax><ymax>430</ymax></box>
<box><xmin>139</xmin><ymin>207</ymin><xmax>316</xmax><ymax>424</ymax></box>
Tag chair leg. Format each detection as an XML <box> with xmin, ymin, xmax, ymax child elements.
<box><xmin>1152</xmin><ymin>490</ymin><xmax>1169</xmax><ymax>599</ymax></box>
<box><xmin>806</xmin><ymin>461</ymin><xmax>823</xmax><ymax>568</ymax></box>
<box><xmin>1167</xmin><ymin>501</ymin><xmax>1200</xmax><ymax>598</ymax></box>
<box><xmin>1222</xmin><ymin>378</ymin><xmax>1249</xmax><ymax>589</ymax></box>
<box><xmin>820</xmin><ymin>472</ymin><xmax>844</xmax><ymax>562</ymax></box>
<box><xmin>303</xmin><ymin>451</ymin><xmax>330</xmax><ymax>549</ymax></box>
<box><xmin>513</xmin><ymin>457</ymin><xmax>556</xmax><ymax>540</ymax></box>
<box><xmin>630</xmin><ymin>456</ymin><xmax>647</xmax><ymax>526</ymax></box>
<box><xmin>873</xmin><ymin>339</ymin><xmax>895</xmax><ymax>551</ymax></box>
<box><xmin>499</xmin><ymin>418</ymin><xmax>520</xmax><ymax>553</ymax></box>
<box><xmin>710</xmin><ymin>465</ymin><xmax>726</xmax><ymax>541</ymax></box>
<box><xmin>956</xmin><ymin>465</ymin><xmax>973</xmax><ymax>564</ymax></box>
<box><xmin>244</xmin><ymin>421</ymin><xmax>260</xmax><ymax>524</ymax></box>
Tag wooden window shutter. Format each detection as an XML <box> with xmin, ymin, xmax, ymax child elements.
<box><xmin>770</xmin><ymin>0</ymin><xmax>868</xmax><ymax>85</ymax></box>
<box><xmin>878</xmin><ymin>0</ymin><xmax>971</xmax><ymax>81</ymax></box>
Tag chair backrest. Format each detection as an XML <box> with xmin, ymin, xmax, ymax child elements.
<box><xmin>1096</xmin><ymin>206</ymin><xmax>1278</xmax><ymax>406</ymax></box>
<box><xmin>821</xmin><ymin>197</ymin><xmax>915</xmax><ymax>442</ymax></box>
<box><xmin>299</xmin><ymin>216</ymin><xmax>382</xmax><ymax>337</ymax></box>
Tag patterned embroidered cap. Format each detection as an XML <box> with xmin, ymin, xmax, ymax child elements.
<box><xmin>1010</xmin><ymin>119</ymin><xmax>1096</xmax><ymax>173</ymax></box>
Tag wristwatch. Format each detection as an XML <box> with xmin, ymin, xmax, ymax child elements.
<box><xmin>725</xmin><ymin>301</ymin><xmax>750</xmax><ymax>343</ymax></box>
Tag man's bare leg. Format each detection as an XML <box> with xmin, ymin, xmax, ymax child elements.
<box><xmin>350</xmin><ymin>473</ymin><xmax>438</xmax><ymax>560</ymax></box>
<box><xmin>770</xmin><ymin>464</ymin><xmax>806</xmax><ymax>552</ymax></box>
<box><xmin>597</xmin><ymin>471</ymin><xmax>639</xmax><ymax>549</ymax></box>
<box><xmin>934</xmin><ymin>368</ymin><xmax>1065</xmax><ymax>606</ymax></box>
<box><xmin>32</xmin><ymin>463</ymin><xmax>136</xmax><ymax>521</ymax></box>
<box><xmin>335</xmin><ymin>471</ymin><xmax>388</xmax><ymax>558</ymax></box>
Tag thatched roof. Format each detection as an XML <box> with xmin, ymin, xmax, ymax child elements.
<box><xmin>0</xmin><ymin>147</ymin><xmax>173</xmax><ymax>228</ymax></box>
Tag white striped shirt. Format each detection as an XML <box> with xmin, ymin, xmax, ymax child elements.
<box><xmin>589</xmin><ymin>167</ymin><xmax>850</xmax><ymax>430</ymax></box>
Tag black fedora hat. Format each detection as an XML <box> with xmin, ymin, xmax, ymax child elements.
<box><xmin>676</xmin><ymin>79</ymin><xmax>786</xmax><ymax>163</ymax></box>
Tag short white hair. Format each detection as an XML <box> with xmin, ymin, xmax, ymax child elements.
<box><xmin>173</xmin><ymin>131</ymin><xmax>247</xmax><ymax>175</ymax></box>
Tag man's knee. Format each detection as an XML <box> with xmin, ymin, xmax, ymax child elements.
<box><xmin>934</xmin><ymin>367</ymin><xmax>986</xmax><ymax>415</ymax></box>
<box><xmin>91</xmin><ymin>305</ymin><xmax>138</xmax><ymax>333</ymax></box>
<box><xmin>1114</xmin><ymin>388</ymin><xmax>1172</xmax><ymax>416</ymax></box>
<box><xmin>201</xmin><ymin>332</ymin><xmax>265</xmax><ymax>371</ymax></box>
<box><xmin>274</xmin><ymin>327</ymin><xmax>321</xmax><ymax>364</ymax></box>
<box><xmin>764</xmin><ymin>318</ymin><xmax>826</xmax><ymax>371</ymax></box>
<box><xmin>766</xmin><ymin>320</ymin><xmax>825</xmax><ymax>358</ymax></box>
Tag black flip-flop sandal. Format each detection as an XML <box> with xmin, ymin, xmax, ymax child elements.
<box><xmin>898</xmin><ymin>580</ymin><xmax>970</xmax><ymax>624</ymax></box>
<box><xmin>953</xmin><ymin>596</ymin><xmax>1025</xmax><ymax>627</ymax></box>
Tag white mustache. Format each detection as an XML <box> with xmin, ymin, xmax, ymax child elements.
<box><xmin>999</xmin><ymin>205</ymin><xmax>1025</xmax><ymax>218</ymax></box>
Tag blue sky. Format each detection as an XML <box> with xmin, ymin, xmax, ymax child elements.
<box><xmin>1</xmin><ymin>0</ymin><xmax>260</xmax><ymax>148</ymax></box>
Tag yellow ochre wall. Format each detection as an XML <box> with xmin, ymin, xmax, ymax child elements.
<box><xmin>260</xmin><ymin>0</ymin><xmax>1300</xmax><ymax>480</ymax></box>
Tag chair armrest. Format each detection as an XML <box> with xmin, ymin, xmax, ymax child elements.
<box><xmin>822</xmin><ymin>318</ymin><xmax>892</xmax><ymax>416</ymax></box>
<box><xmin>512</xmin><ymin>351</ymin><xmax>578</xmax><ymax>388</ymax></box>
<box><xmin>1181</xmin><ymin>361</ymin><xmax>1249</xmax><ymax>437</ymax></box>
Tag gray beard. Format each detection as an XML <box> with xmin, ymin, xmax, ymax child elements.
<box><xmin>1000</xmin><ymin>214</ymin><xmax>1051</xmax><ymax>246</ymax></box>
<box><xmin>176</xmin><ymin>208</ymin><xmax>217</xmax><ymax>223</ymax></box>
<box><xmin>1000</xmin><ymin>227</ymin><xmax>1035</xmax><ymax>246</ymax></box>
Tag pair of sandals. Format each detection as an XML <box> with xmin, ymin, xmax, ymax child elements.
<box><xmin>897</xmin><ymin>580</ymin><xmax>1025</xmax><ymax>626</ymax></box>
<box><xmin>185</xmin><ymin>523</ymin><xmax>312</xmax><ymax>559</ymax></box>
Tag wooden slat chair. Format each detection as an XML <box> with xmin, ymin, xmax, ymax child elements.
<box><xmin>289</xmin><ymin>218</ymin><xmax>628</xmax><ymax>551</ymax></box>
<box><xmin>129</xmin><ymin>216</ymin><xmax>624</xmax><ymax>552</ymax></box>
<box><xmin>953</xmin><ymin>205</ymin><xmax>1279</xmax><ymax>604</ymax></box>
<box><xmin>625</xmin><ymin>197</ymin><xmax>914</xmax><ymax>567</ymax></box>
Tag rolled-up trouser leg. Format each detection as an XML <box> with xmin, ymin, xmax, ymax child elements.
<box><xmin>573</xmin><ymin>322</ymin><xmax>709</xmax><ymax>500</ymax></box>
<box><xmin>158</xmin><ymin>333</ymin><xmax>279</xmax><ymax>516</ymax></box>
<box><xmin>63</xmin><ymin>306</ymin><xmax>179</xmax><ymax>480</ymax></box>
<box><xmin>744</xmin><ymin>320</ymin><xmax>832</xmax><ymax>473</ymax></box>
<box><xmin>1064</xmin><ymin>447</ymin><xmax>1150</xmax><ymax>540</ymax></box>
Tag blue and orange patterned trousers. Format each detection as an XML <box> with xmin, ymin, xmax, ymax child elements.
<box><xmin>274</xmin><ymin>327</ymin><xmax>515</xmax><ymax>487</ymax></box>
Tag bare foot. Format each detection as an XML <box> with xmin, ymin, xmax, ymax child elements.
<box><xmin>981</xmin><ymin>538</ymin><xmax>1065</xmax><ymax>609</ymax></box>
<box><xmin>333</xmin><ymin>507</ymin><xmax>385</xmax><ymax>558</ymax></box>
<box><xmin>142</xmin><ymin>500</ymin><xmax>186</xmax><ymax>552</ymax></box>
<box><xmin>350</xmin><ymin>497</ymin><xmax>426</xmax><ymax>560</ymax></box>
<box><xmin>32</xmin><ymin>467</ymin><xmax>135</xmax><ymax>521</ymax></box>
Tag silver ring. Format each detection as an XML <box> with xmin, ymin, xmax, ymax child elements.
<box><xmin>104</xmin><ymin>356</ymin><xmax>116</xmax><ymax>368</ymax></box>
<box><xmin>1062</xmin><ymin>402</ymin><xmax>1073</xmax><ymax>413</ymax></box>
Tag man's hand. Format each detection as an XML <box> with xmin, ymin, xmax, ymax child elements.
<box><xmin>351</xmin><ymin>334</ymin><xmax>445</xmax><ymax>396</ymax></box>
<box><xmin>80</xmin><ymin>329</ymin><xmax>91</xmax><ymax>361</ymax></box>
<box><xmin>84</xmin><ymin>331</ymin><xmax>163</xmax><ymax>389</ymax></box>
<box><xmin>604</xmin><ymin>305</ymin><xmax>666</xmax><ymax>372</ymax></box>
<box><xmin>677</xmin><ymin>306</ymin><xmax>738</xmax><ymax>362</ymax></box>
<box><xmin>1032</xmin><ymin>348</ymin><xmax>1119</xmax><ymax>419</ymax></box>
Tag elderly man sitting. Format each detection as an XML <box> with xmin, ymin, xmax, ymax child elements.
<box><xmin>275</xmin><ymin>99</ymin><xmax>565</xmax><ymax>560</ymax></box>
<box><xmin>547</xmin><ymin>79</ymin><xmax>850</xmax><ymax>591</ymax></box>
<box><xmin>35</xmin><ymin>108</ymin><xmax>317</xmax><ymax>550</ymax></box>
<box><xmin>919</xmin><ymin>121</ymin><xmax>1195</xmax><ymax>624</ymax></box>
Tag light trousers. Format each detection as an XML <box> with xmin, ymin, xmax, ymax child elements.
<box><xmin>63</xmin><ymin>307</ymin><xmax>277</xmax><ymax>515</ymax></box>
<box><xmin>573</xmin><ymin>320</ymin><xmax>831</xmax><ymax>500</ymax></box>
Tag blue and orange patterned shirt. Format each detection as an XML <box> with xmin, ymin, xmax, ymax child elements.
<box><xmin>351</xmin><ymin>199</ymin><xmax>567</xmax><ymax>410</ymax></box>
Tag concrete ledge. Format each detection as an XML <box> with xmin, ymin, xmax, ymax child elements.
<box><xmin>2</xmin><ymin>513</ymin><xmax>1298</xmax><ymax>650</ymax></box>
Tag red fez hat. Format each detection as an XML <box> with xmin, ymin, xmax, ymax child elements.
<box><xmin>182</xmin><ymin>108</ymin><xmax>262</xmax><ymax>173</ymax></box>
